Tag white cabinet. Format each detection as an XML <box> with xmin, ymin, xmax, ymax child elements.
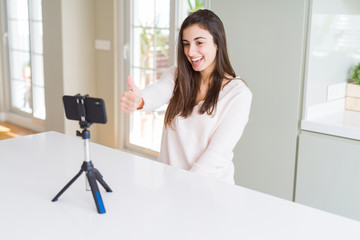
<box><xmin>296</xmin><ymin>131</ymin><xmax>360</xmax><ymax>221</ymax></box>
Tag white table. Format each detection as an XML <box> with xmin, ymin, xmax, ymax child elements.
<box><xmin>1</xmin><ymin>131</ymin><xmax>360</xmax><ymax>239</ymax></box>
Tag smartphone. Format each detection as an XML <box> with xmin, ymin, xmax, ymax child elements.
<box><xmin>63</xmin><ymin>95</ymin><xmax>107</xmax><ymax>124</ymax></box>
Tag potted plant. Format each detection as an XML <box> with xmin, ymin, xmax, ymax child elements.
<box><xmin>345</xmin><ymin>62</ymin><xmax>360</xmax><ymax>111</ymax></box>
<box><xmin>351</xmin><ymin>62</ymin><xmax>360</xmax><ymax>84</ymax></box>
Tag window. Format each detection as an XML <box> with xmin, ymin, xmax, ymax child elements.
<box><xmin>2</xmin><ymin>0</ymin><xmax>45</xmax><ymax>120</ymax></box>
<box><xmin>124</xmin><ymin>0</ymin><xmax>209</xmax><ymax>156</ymax></box>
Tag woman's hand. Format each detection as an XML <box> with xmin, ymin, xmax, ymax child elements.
<box><xmin>120</xmin><ymin>75</ymin><xmax>143</xmax><ymax>114</ymax></box>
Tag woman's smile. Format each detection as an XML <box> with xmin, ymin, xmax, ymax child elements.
<box><xmin>191</xmin><ymin>57</ymin><xmax>204</xmax><ymax>66</ymax></box>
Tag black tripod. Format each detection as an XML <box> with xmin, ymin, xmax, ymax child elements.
<box><xmin>52</xmin><ymin>128</ymin><xmax>112</xmax><ymax>214</ymax></box>
<box><xmin>52</xmin><ymin>94</ymin><xmax>112</xmax><ymax>214</ymax></box>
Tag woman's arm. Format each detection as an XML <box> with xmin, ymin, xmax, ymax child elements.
<box><xmin>140</xmin><ymin>67</ymin><xmax>176</xmax><ymax>111</ymax></box>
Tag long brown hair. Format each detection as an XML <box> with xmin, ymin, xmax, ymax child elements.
<box><xmin>164</xmin><ymin>9</ymin><xmax>235</xmax><ymax>127</ymax></box>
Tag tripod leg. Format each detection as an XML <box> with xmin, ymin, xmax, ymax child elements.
<box><xmin>87</xmin><ymin>170</ymin><xmax>106</xmax><ymax>214</ymax></box>
<box><xmin>93</xmin><ymin>168</ymin><xmax>112</xmax><ymax>192</ymax></box>
<box><xmin>52</xmin><ymin>169</ymin><xmax>84</xmax><ymax>202</ymax></box>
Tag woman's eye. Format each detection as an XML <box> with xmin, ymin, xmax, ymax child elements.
<box><xmin>183</xmin><ymin>42</ymin><xmax>189</xmax><ymax>47</ymax></box>
<box><xmin>197</xmin><ymin>42</ymin><xmax>203</xmax><ymax>45</ymax></box>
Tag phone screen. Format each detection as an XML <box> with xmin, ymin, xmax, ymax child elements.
<box><xmin>63</xmin><ymin>95</ymin><xmax>107</xmax><ymax>124</ymax></box>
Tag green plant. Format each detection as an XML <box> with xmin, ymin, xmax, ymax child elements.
<box><xmin>352</xmin><ymin>62</ymin><xmax>360</xmax><ymax>85</ymax></box>
<box><xmin>187</xmin><ymin>0</ymin><xmax>204</xmax><ymax>12</ymax></box>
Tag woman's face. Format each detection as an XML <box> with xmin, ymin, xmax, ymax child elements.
<box><xmin>182</xmin><ymin>24</ymin><xmax>217</xmax><ymax>76</ymax></box>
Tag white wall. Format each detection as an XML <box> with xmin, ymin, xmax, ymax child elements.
<box><xmin>42</xmin><ymin>0</ymin><xmax>65</xmax><ymax>133</ymax></box>
<box><xmin>93</xmin><ymin>0</ymin><xmax>118</xmax><ymax>148</ymax></box>
<box><xmin>61</xmin><ymin>0</ymin><xmax>97</xmax><ymax>138</ymax></box>
<box><xmin>212</xmin><ymin>0</ymin><xmax>308</xmax><ymax>200</ymax></box>
<box><xmin>42</xmin><ymin>0</ymin><xmax>99</xmax><ymax>139</ymax></box>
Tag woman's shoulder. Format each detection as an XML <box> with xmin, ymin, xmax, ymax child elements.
<box><xmin>219</xmin><ymin>78</ymin><xmax>252</xmax><ymax>104</ymax></box>
<box><xmin>162</xmin><ymin>66</ymin><xmax>177</xmax><ymax>78</ymax></box>
<box><xmin>157</xmin><ymin>66</ymin><xmax>177</xmax><ymax>83</ymax></box>
<box><xmin>224</xmin><ymin>77</ymin><xmax>251</xmax><ymax>95</ymax></box>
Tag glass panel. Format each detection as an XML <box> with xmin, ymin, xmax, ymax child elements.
<box><xmin>11</xmin><ymin>79</ymin><xmax>32</xmax><ymax>113</ymax></box>
<box><xmin>130</xmin><ymin>68</ymin><xmax>163</xmax><ymax>151</ymax></box>
<box><xmin>134</xmin><ymin>0</ymin><xmax>155</xmax><ymax>27</ymax></box>
<box><xmin>133</xmin><ymin>27</ymin><xmax>155</xmax><ymax>69</ymax></box>
<box><xmin>33</xmin><ymin>86</ymin><xmax>45</xmax><ymax>119</ymax></box>
<box><xmin>31</xmin><ymin>0</ymin><xmax>43</xmax><ymax>21</ymax></box>
<box><xmin>155</xmin><ymin>29</ymin><xmax>169</xmax><ymax>71</ymax></box>
<box><xmin>9</xmin><ymin>50</ymin><xmax>30</xmax><ymax>80</ymax></box>
<box><xmin>31</xmin><ymin>21</ymin><xmax>43</xmax><ymax>54</ymax></box>
<box><xmin>129</xmin><ymin>110</ymin><xmax>163</xmax><ymax>152</ymax></box>
<box><xmin>130</xmin><ymin>111</ymin><xmax>151</xmax><ymax>149</ymax></box>
<box><xmin>128</xmin><ymin>0</ymin><xmax>175</xmax><ymax>153</ymax></box>
<box><xmin>7</xmin><ymin>0</ymin><xmax>29</xmax><ymax>20</ymax></box>
<box><xmin>32</xmin><ymin>54</ymin><xmax>44</xmax><ymax>87</ymax></box>
<box><xmin>155</xmin><ymin>0</ymin><xmax>170</xmax><ymax>28</ymax></box>
<box><xmin>8</xmin><ymin>20</ymin><xmax>30</xmax><ymax>51</ymax></box>
<box><xmin>133</xmin><ymin>27</ymin><xmax>141</xmax><ymax>68</ymax></box>
<box><xmin>301</xmin><ymin>0</ymin><xmax>360</xmax><ymax>140</ymax></box>
<box><xmin>7</xmin><ymin>0</ymin><xmax>46</xmax><ymax>120</ymax></box>
<box><xmin>132</xmin><ymin>68</ymin><xmax>156</xmax><ymax>90</ymax></box>
<box><xmin>305</xmin><ymin>14</ymin><xmax>360</xmax><ymax>110</ymax></box>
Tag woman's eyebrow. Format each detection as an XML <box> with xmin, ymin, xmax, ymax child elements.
<box><xmin>182</xmin><ymin>36</ymin><xmax>207</xmax><ymax>42</ymax></box>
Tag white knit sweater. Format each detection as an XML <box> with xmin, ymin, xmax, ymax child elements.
<box><xmin>141</xmin><ymin>67</ymin><xmax>252</xmax><ymax>183</ymax></box>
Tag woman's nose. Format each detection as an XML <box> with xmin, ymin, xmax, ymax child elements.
<box><xmin>188</xmin><ymin>44</ymin><xmax>196</xmax><ymax>56</ymax></box>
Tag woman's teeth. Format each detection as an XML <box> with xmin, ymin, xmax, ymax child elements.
<box><xmin>192</xmin><ymin>57</ymin><xmax>202</xmax><ymax>62</ymax></box>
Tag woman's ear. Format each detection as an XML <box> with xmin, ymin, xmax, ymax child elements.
<box><xmin>214</xmin><ymin>42</ymin><xmax>218</xmax><ymax>51</ymax></box>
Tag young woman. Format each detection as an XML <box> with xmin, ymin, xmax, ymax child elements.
<box><xmin>120</xmin><ymin>9</ymin><xmax>252</xmax><ymax>184</ymax></box>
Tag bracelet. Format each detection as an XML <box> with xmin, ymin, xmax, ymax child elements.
<box><xmin>137</xmin><ymin>98</ymin><xmax>145</xmax><ymax>110</ymax></box>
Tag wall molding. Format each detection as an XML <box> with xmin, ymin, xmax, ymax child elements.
<box><xmin>0</xmin><ymin>112</ymin><xmax>6</xmax><ymax>121</ymax></box>
<box><xmin>0</xmin><ymin>112</ymin><xmax>45</xmax><ymax>132</ymax></box>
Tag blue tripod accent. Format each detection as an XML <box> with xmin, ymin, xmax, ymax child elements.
<box><xmin>95</xmin><ymin>192</ymin><xmax>106</xmax><ymax>214</ymax></box>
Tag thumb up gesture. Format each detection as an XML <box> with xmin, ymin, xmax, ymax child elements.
<box><xmin>120</xmin><ymin>75</ymin><xmax>143</xmax><ymax>114</ymax></box>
